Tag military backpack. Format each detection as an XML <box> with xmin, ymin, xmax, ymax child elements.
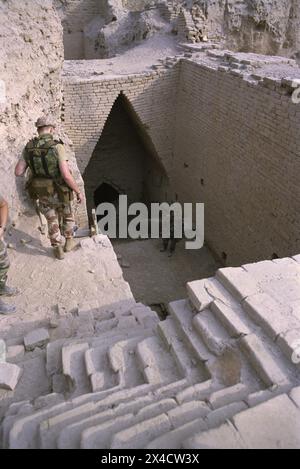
<box><xmin>24</xmin><ymin>135</ymin><xmax>73</xmax><ymax>203</ymax></box>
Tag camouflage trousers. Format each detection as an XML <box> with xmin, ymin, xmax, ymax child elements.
<box><xmin>39</xmin><ymin>199</ymin><xmax>75</xmax><ymax>247</ymax></box>
<box><xmin>0</xmin><ymin>240</ymin><xmax>10</xmax><ymax>288</ymax></box>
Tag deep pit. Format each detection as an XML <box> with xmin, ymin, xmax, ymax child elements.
<box><xmin>82</xmin><ymin>92</ymin><xmax>220</xmax><ymax>307</ymax></box>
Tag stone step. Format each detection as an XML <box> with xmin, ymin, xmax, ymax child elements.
<box><xmin>176</xmin><ymin>380</ymin><xmax>215</xmax><ymax>405</ymax></box>
<box><xmin>183</xmin><ymin>394</ymin><xmax>300</xmax><ymax>449</ymax></box>
<box><xmin>81</xmin><ymin>413</ymin><xmax>135</xmax><ymax>449</ymax></box>
<box><xmin>157</xmin><ymin>318</ymin><xmax>208</xmax><ymax>383</ymax></box>
<box><xmin>38</xmin><ymin>401</ymin><xmax>102</xmax><ymax>449</ymax></box>
<box><xmin>57</xmin><ymin>395</ymin><xmax>157</xmax><ymax>449</ymax></box>
<box><xmin>187</xmin><ymin>279</ymin><xmax>214</xmax><ymax>312</ymax></box>
<box><xmin>6</xmin><ymin>376</ymin><xmax>193</xmax><ymax>449</ymax></box>
<box><xmin>107</xmin><ymin>336</ymin><xmax>148</xmax><ymax>388</ymax></box>
<box><xmin>0</xmin><ymin>355</ymin><xmax>50</xmax><ymax>422</ymax></box>
<box><xmin>277</xmin><ymin>329</ymin><xmax>300</xmax><ymax>369</ymax></box>
<box><xmin>187</xmin><ymin>277</ymin><xmax>237</xmax><ymax>312</ymax></box>
<box><xmin>146</xmin><ymin>417</ymin><xmax>208</xmax><ymax>449</ymax></box>
<box><xmin>110</xmin><ymin>414</ymin><xmax>172</xmax><ymax>449</ymax></box>
<box><xmin>58</xmin><ymin>379</ymin><xmax>192</xmax><ymax>449</ymax></box>
<box><xmin>240</xmin><ymin>334</ymin><xmax>291</xmax><ymax>389</ymax></box>
<box><xmin>81</xmin><ymin>399</ymin><xmax>176</xmax><ymax>449</ymax></box>
<box><xmin>216</xmin><ymin>267</ymin><xmax>260</xmax><ymax>303</ymax></box>
<box><xmin>146</xmin><ymin>401</ymin><xmax>248</xmax><ymax>449</ymax></box>
<box><xmin>167</xmin><ymin>400</ymin><xmax>210</xmax><ymax>427</ymax></box>
<box><xmin>7</xmin><ymin>401</ymin><xmax>73</xmax><ymax>449</ymax></box>
<box><xmin>46</xmin><ymin>326</ymin><xmax>153</xmax><ymax>381</ymax></box>
<box><xmin>7</xmin><ymin>383</ymin><xmax>153</xmax><ymax>449</ymax></box>
<box><xmin>290</xmin><ymin>386</ymin><xmax>300</xmax><ymax>408</ymax></box>
<box><xmin>130</xmin><ymin>304</ymin><xmax>160</xmax><ymax>329</ymax></box>
<box><xmin>168</xmin><ymin>300</ymin><xmax>213</xmax><ymax>363</ymax></box>
<box><xmin>89</xmin><ymin>298</ymin><xmax>136</xmax><ymax>321</ymax></box>
<box><xmin>46</xmin><ymin>339</ymin><xmax>68</xmax><ymax>377</ymax></box>
<box><xmin>207</xmin><ymin>383</ymin><xmax>250</xmax><ymax>409</ymax></box>
<box><xmin>204</xmin><ymin>401</ymin><xmax>248</xmax><ymax>429</ymax></box>
<box><xmin>62</xmin><ymin>343</ymin><xmax>91</xmax><ymax>396</ymax></box>
<box><xmin>136</xmin><ymin>336</ymin><xmax>181</xmax><ymax>385</ymax></box>
<box><xmin>211</xmin><ymin>300</ymin><xmax>252</xmax><ymax>338</ymax></box>
<box><xmin>109</xmin><ymin>398</ymin><xmax>211</xmax><ymax>449</ymax></box>
<box><xmin>183</xmin><ymin>422</ymin><xmax>247</xmax><ymax>449</ymax></box>
<box><xmin>84</xmin><ymin>344</ymin><xmax>119</xmax><ymax>392</ymax></box>
<box><xmin>192</xmin><ymin>310</ymin><xmax>231</xmax><ymax>356</ymax></box>
<box><xmin>230</xmin><ymin>394</ymin><xmax>300</xmax><ymax>449</ymax></box>
<box><xmin>1</xmin><ymin>402</ymin><xmax>34</xmax><ymax>449</ymax></box>
<box><xmin>243</xmin><ymin>292</ymin><xmax>300</xmax><ymax>341</ymax></box>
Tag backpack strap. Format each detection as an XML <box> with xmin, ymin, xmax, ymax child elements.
<box><xmin>25</xmin><ymin>139</ymin><xmax>38</xmax><ymax>177</ymax></box>
<box><xmin>40</xmin><ymin>151</ymin><xmax>51</xmax><ymax>178</ymax></box>
<box><xmin>25</xmin><ymin>138</ymin><xmax>59</xmax><ymax>179</ymax></box>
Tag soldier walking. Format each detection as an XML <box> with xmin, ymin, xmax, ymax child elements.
<box><xmin>0</xmin><ymin>195</ymin><xmax>18</xmax><ymax>314</ymax></box>
<box><xmin>15</xmin><ymin>116</ymin><xmax>83</xmax><ymax>260</ymax></box>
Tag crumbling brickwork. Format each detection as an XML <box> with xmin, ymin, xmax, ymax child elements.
<box><xmin>55</xmin><ymin>0</ymin><xmax>102</xmax><ymax>59</ymax></box>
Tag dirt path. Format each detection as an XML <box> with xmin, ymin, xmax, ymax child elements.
<box><xmin>0</xmin><ymin>212</ymin><xmax>133</xmax><ymax>339</ymax></box>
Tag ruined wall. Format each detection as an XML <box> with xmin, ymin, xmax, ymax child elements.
<box><xmin>173</xmin><ymin>58</ymin><xmax>300</xmax><ymax>266</ymax></box>
<box><xmin>0</xmin><ymin>0</ymin><xmax>63</xmax><ymax>220</ymax></box>
<box><xmin>0</xmin><ymin>0</ymin><xmax>88</xmax><ymax>226</ymax></box>
<box><xmin>203</xmin><ymin>0</ymin><xmax>300</xmax><ymax>56</ymax></box>
<box><xmin>122</xmin><ymin>0</ymin><xmax>160</xmax><ymax>10</ymax></box>
<box><xmin>63</xmin><ymin>67</ymin><xmax>180</xmax><ymax>205</ymax></box>
<box><xmin>172</xmin><ymin>1</ymin><xmax>300</xmax><ymax>56</ymax></box>
<box><xmin>55</xmin><ymin>0</ymin><xmax>102</xmax><ymax>59</ymax></box>
<box><xmin>56</xmin><ymin>1</ymin><xmax>300</xmax><ymax>61</ymax></box>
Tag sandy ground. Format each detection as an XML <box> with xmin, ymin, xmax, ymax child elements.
<box><xmin>113</xmin><ymin>238</ymin><xmax>221</xmax><ymax>309</ymax></box>
<box><xmin>63</xmin><ymin>34</ymin><xmax>183</xmax><ymax>79</ymax></box>
<box><xmin>0</xmin><ymin>213</ymin><xmax>133</xmax><ymax>339</ymax></box>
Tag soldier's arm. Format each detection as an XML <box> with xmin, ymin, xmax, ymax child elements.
<box><xmin>59</xmin><ymin>160</ymin><xmax>83</xmax><ymax>203</ymax></box>
<box><xmin>0</xmin><ymin>196</ymin><xmax>8</xmax><ymax>239</ymax></box>
<box><xmin>15</xmin><ymin>151</ymin><xmax>28</xmax><ymax>177</ymax></box>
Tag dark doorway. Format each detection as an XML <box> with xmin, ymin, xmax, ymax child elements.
<box><xmin>83</xmin><ymin>93</ymin><xmax>168</xmax><ymax>219</ymax></box>
<box><xmin>94</xmin><ymin>183</ymin><xmax>120</xmax><ymax>208</ymax></box>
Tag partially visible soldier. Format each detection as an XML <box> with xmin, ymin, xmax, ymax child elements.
<box><xmin>160</xmin><ymin>210</ymin><xmax>178</xmax><ymax>257</ymax></box>
<box><xmin>15</xmin><ymin>116</ymin><xmax>83</xmax><ymax>260</ymax></box>
<box><xmin>0</xmin><ymin>195</ymin><xmax>18</xmax><ymax>314</ymax></box>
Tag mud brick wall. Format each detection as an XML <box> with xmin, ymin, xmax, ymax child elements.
<box><xmin>173</xmin><ymin>59</ymin><xmax>300</xmax><ymax>265</ymax></box>
<box><xmin>59</xmin><ymin>0</ymin><xmax>102</xmax><ymax>59</ymax></box>
<box><xmin>63</xmin><ymin>66</ymin><xmax>180</xmax><ymax>187</ymax></box>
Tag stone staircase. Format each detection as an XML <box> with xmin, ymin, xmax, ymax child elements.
<box><xmin>1</xmin><ymin>256</ymin><xmax>300</xmax><ymax>448</ymax></box>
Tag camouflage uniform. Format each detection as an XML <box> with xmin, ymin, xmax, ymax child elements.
<box><xmin>38</xmin><ymin>194</ymin><xmax>75</xmax><ymax>247</ymax></box>
<box><xmin>0</xmin><ymin>195</ymin><xmax>10</xmax><ymax>289</ymax></box>
<box><xmin>22</xmin><ymin>134</ymin><xmax>75</xmax><ymax>247</ymax></box>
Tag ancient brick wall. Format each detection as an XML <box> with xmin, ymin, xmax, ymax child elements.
<box><xmin>63</xmin><ymin>56</ymin><xmax>300</xmax><ymax>264</ymax></box>
<box><xmin>173</xmin><ymin>59</ymin><xmax>300</xmax><ymax>265</ymax></box>
<box><xmin>56</xmin><ymin>0</ymin><xmax>102</xmax><ymax>59</ymax></box>
<box><xmin>63</xmin><ymin>66</ymin><xmax>180</xmax><ymax>194</ymax></box>
<box><xmin>82</xmin><ymin>94</ymin><xmax>170</xmax><ymax>216</ymax></box>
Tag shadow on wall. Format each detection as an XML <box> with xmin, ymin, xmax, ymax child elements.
<box><xmin>83</xmin><ymin>93</ymin><xmax>170</xmax><ymax>220</ymax></box>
